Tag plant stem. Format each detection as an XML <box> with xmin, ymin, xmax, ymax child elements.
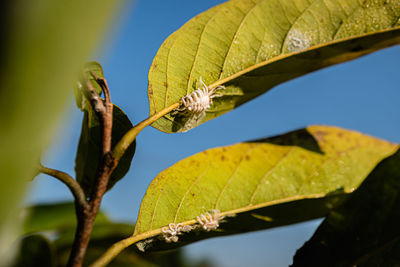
<box><xmin>38</xmin><ymin>165</ymin><xmax>88</xmax><ymax>210</ymax></box>
<box><xmin>67</xmin><ymin>74</ymin><xmax>114</xmax><ymax>267</ymax></box>
<box><xmin>68</xmin><ymin>72</ymin><xmax>179</xmax><ymax>266</ymax></box>
<box><xmin>113</xmin><ymin>102</ymin><xmax>180</xmax><ymax>161</ymax></box>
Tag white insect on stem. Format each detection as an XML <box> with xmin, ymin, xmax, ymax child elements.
<box><xmin>136</xmin><ymin>238</ymin><xmax>154</xmax><ymax>252</ymax></box>
<box><xmin>175</xmin><ymin>77</ymin><xmax>225</xmax><ymax>114</ymax></box>
<box><xmin>161</xmin><ymin>223</ymin><xmax>184</xmax><ymax>243</ymax></box>
<box><xmin>196</xmin><ymin>209</ymin><xmax>224</xmax><ymax>231</ymax></box>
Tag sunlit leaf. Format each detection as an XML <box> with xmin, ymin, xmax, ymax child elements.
<box><xmin>148</xmin><ymin>0</ymin><xmax>400</xmax><ymax>132</ymax></box>
<box><xmin>292</xmin><ymin>149</ymin><xmax>400</xmax><ymax>267</ymax></box>
<box><xmin>75</xmin><ymin>104</ymin><xmax>136</xmax><ymax>197</ymax></box>
<box><xmin>134</xmin><ymin>126</ymin><xmax>397</xmax><ymax>251</ymax></box>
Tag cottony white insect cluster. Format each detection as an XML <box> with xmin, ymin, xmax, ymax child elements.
<box><xmin>176</xmin><ymin>77</ymin><xmax>225</xmax><ymax>113</ymax></box>
<box><xmin>196</xmin><ymin>209</ymin><xmax>224</xmax><ymax>231</ymax></box>
<box><xmin>161</xmin><ymin>223</ymin><xmax>183</xmax><ymax>243</ymax></box>
<box><xmin>161</xmin><ymin>223</ymin><xmax>193</xmax><ymax>243</ymax></box>
<box><xmin>159</xmin><ymin>210</ymin><xmax>225</xmax><ymax>244</ymax></box>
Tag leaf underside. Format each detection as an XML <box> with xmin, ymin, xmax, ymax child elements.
<box><xmin>148</xmin><ymin>0</ymin><xmax>400</xmax><ymax>133</ymax></box>
<box><xmin>134</xmin><ymin>126</ymin><xmax>397</xmax><ymax>251</ymax></box>
<box><xmin>292</xmin><ymin>149</ymin><xmax>400</xmax><ymax>267</ymax></box>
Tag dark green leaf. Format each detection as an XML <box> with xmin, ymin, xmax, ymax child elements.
<box><xmin>292</xmin><ymin>149</ymin><xmax>400</xmax><ymax>267</ymax></box>
<box><xmin>22</xmin><ymin>202</ymin><xmax>109</xmax><ymax>235</ymax></box>
<box><xmin>54</xmin><ymin>222</ymin><xmax>133</xmax><ymax>250</ymax></box>
<box><xmin>11</xmin><ymin>235</ymin><xmax>55</xmax><ymax>267</ymax></box>
<box><xmin>55</xmin><ymin>222</ymin><xmax>211</xmax><ymax>267</ymax></box>
<box><xmin>75</xmin><ymin>104</ymin><xmax>136</xmax><ymax>197</ymax></box>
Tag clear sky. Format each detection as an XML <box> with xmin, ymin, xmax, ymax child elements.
<box><xmin>29</xmin><ymin>1</ymin><xmax>400</xmax><ymax>266</ymax></box>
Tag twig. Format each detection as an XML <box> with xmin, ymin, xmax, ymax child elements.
<box><xmin>90</xmin><ymin>72</ymin><xmax>113</xmax><ymax>154</ymax></box>
<box><xmin>38</xmin><ymin>165</ymin><xmax>88</xmax><ymax>210</ymax></box>
<box><xmin>113</xmin><ymin>102</ymin><xmax>180</xmax><ymax>161</ymax></box>
<box><xmin>68</xmin><ymin>72</ymin><xmax>179</xmax><ymax>266</ymax></box>
<box><xmin>90</xmin><ymin>229</ymin><xmax>161</xmax><ymax>267</ymax></box>
<box><xmin>67</xmin><ymin>73</ymin><xmax>114</xmax><ymax>267</ymax></box>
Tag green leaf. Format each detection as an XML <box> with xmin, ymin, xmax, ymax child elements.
<box><xmin>11</xmin><ymin>235</ymin><xmax>55</xmax><ymax>267</ymax></box>
<box><xmin>75</xmin><ymin>104</ymin><xmax>136</xmax><ymax>197</ymax></box>
<box><xmin>54</xmin><ymin>222</ymin><xmax>133</xmax><ymax>250</ymax></box>
<box><xmin>148</xmin><ymin>0</ymin><xmax>400</xmax><ymax>133</ymax></box>
<box><xmin>292</xmin><ymin>149</ymin><xmax>400</xmax><ymax>267</ymax></box>
<box><xmin>22</xmin><ymin>202</ymin><xmax>109</xmax><ymax>235</ymax></box>
<box><xmin>0</xmin><ymin>0</ymin><xmax>125</xmax><ymax>263</ymax></box>
<box><xmin>134</xmin><ymin>126</ymin><xmax>397</xmax><ymax>251</ymax></box>
<box><xmin>74</xmin><ymin>61</ymin><xmax>105</xmax><ymax>111</ymax></box>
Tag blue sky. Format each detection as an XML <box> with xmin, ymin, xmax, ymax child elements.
<box><xmin>30</xmin><ymin>1</ymin><xmax>400</xmax><ymax>266</ymax></box>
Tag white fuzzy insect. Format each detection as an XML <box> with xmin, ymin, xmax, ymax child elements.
<box><xmin>196</xmin><ymin>209</ymin><xmax>224</xmax><ymax>231</ymax></box>
<box><xmin>176</xmin><ymin>77</ymin><xmax>225</xmax><ymax>113</ymax></box>
<box><xmin>136</xmin><ymin>238</ymin><xmax>154</xmax><ymax>252</ymax></box>
<box><xmin>172</xmin><ymin>77</ymin><xmax>225</xmax><ymax>132</ymax></box>
<box><xmin>161</xmin><ymin>223</ymin><xmax>184</xmax><ymax>243</ymax></box>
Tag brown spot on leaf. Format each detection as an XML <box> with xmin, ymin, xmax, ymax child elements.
<box><xmin>313</xmin><ymin>130</ymin><xmax>327</xmax><ymax>142</ymax></box>
<box><xmin>221</xmin><ymin>155</ymin><xmax>225</xmax><ymax>161</ymax></box>
<box><xmin>245</xmin><ymin>155</ymin><xmax>250</xmax><ymax>161</ymax></box>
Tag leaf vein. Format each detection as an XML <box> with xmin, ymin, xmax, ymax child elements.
<box><xmin>249</xmin><ymin>147</ymin><xmax>296</xmax><ymax>205</ymax></box>
<box><xmin>218</xmin><ymin>0</ymin><xmax>261</xmax><ymax>80</ymax></box>
<box><xmin>173</xmin><ymin>164</ymin><xmax>210</xmax><ymax>223</ymax></box>
<box><xmin>186</xmin><ymin>12</ymin><xmax>220</xmax><ymax>95</ymax></box>
<box><xmin>214</xmin><ymin>144</ymin><xmax>261</xmax><ymax>209</ymax></box>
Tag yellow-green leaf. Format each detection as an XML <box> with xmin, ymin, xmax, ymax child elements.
<box><xmin>134</xmin><ymin>126</ymin><xmax>397</xmax><ymax>251</ymax></box>
<box><xmin>148</xmin><ymin>0</ymin><xmax>400</xmax><ymax>132</ymax></box>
